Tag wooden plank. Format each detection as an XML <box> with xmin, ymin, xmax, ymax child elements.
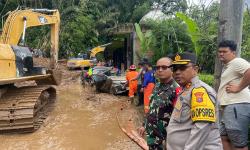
<box><xmin>116</xmin><ymin>105</ymin><xmax>149</xmax><ymax>150</ymax></box>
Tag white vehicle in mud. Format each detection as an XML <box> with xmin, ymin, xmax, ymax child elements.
<box><xmin>81</xmin><ymin>66</ymin><xmax>128</xmax><ymax>95</ymax></box>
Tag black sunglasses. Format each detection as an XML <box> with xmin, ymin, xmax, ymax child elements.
<box><xmin>172</xmin><ymin>65</ymin><xmax>194</xmax><ymax>72</ymax></box>
<box><xmin>156</xmin><ymin>65</ymin><xmax>171</xmax><ymax>70</ymax></box>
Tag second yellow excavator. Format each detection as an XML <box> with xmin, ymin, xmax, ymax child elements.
<box><xmin>67</xmin><ymin>43</ymin><xmax>111</xmax><ymax>70</ymax></box>
<box><xmin>0</xmin><ymin>8</ymin><xmax>60</xmax><ymax>133</ymax></box>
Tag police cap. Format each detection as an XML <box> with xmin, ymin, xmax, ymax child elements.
<box><xmin>172</xmin><ymin>52</ymin><xmax>197</xmax><ymax>65</ymax></box>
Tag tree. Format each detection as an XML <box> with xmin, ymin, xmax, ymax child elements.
<box><xmin>214</xmin><ymin>0</ymin><xmax>244</xmax><ymax>90</ymax></box>
<box><xmin>176</xmin><ymin>12</ymin><xmax>201</xmax><ymax>56</ymax></box>
<box><xmin>186</xmin><ymin>2</ymin><xmax>220</xmax><ymax>73</ymax></box>
<box><xmin>134</xmin><ymin>23</ymin><xmax>154</xmax><ymax>59</ymax></box>
<box><xmin>131</xmin><ymin>2</ymin><xmax>151</xmax><ymax>22</ymax></box>
<box><xmin>136</xmin><ymin>18</ymin><xmax>193</xmax><ymax>63</ymax></box>
<box><xmin>242</xmin><ymin>11</ymin><xmax>250</xmax><ymax>61</ymax></box>
<box><xmin>152</xmin><ymin>0</ymin><xmax>188</xmax><ymax>15</ymax></box>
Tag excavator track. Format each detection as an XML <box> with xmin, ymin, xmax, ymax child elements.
<box><xmin>0</xmin><ymin>85</ymin><xmax>56</xmax><ymax>133</ymax></box>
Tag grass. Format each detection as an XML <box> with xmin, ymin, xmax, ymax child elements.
<box><xmin>198</xmin><ymin>73</ymin><xmax>214</xmax><ymax>87</ymax></box>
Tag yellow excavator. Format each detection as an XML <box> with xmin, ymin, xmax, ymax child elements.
<box><xmin>67</xmin><ymin>43</ymin><xmax>111</xmax><ymax>69</ymax></box>
<box><xmin>0</xmin><ymin>8</ymin><xmax>60</xmax><ymax>133</ymax></box>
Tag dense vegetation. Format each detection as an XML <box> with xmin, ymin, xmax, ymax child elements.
<box><xmin>0</xmin><ymin>0</ymin><xmax>249</xmax><ymax>73</ymax></box>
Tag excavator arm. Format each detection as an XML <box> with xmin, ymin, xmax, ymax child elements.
<box><xmin>90</xmin><ymin>43</ymin><xmax>111</xmax><ymax>58</ymax></box>
<box><xmin>90</xmin><ymin>46</ymin><xmax>105</xmax><ymax>58</ymax></box>
<box><xmin>0</xmin><ymin>9</ymin><xmax>60</xmax><ymax>68</ymax></box>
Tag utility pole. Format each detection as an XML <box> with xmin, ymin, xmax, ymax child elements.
<box><xmin>214</xmin><ymin>0</ymin><xmax>244</xmax><ymax>91</ymax></box>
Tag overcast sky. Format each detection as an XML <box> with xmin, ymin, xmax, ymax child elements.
<box><xmin>188</xmin><ymin>0</ymin><xmax>250</xmax><ymax>7</ymax></box>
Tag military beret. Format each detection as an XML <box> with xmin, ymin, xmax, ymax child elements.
<box><xmin>172</xmin><ymin>52</ymin><xmax>197</xmax><ymax>65</ymax></box>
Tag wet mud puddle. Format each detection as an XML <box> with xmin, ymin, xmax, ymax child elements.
<box><xmin>0</xmin><ymin>83</ymin><xmax>141</xmax><ymax>150</ymax></box>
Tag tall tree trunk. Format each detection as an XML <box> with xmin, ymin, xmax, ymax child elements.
<box><xmin>213</xmin><ymin>0</ymin><xmax>244</xmax><ymax>91</ymax></box>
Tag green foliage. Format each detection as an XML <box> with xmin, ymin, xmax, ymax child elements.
<box><xmin>134</xmin><ymin>23</ymin><xmax>154</xmax><ymax>56</ymax></box>
<box><xmin>176</xmin><ymin>12</ymin><xmax>201</xmax><ymax>56</ymax></box>
<box><xmin>156</xmin><ymin>0</ymin><xmax>188</xmax><ymax>15</ymax></box>
<box><xmin>59</xmin><ymin>14</ymin><xmax>98</xmax><ymax>58</ymax></box>
<box><xmin>131</xmin><ymin>2</ymin><xmax>151</xmax><ymax>22</ymax></box>
<box><xmin>198</xmin><ymin>73</ymin><xmax>214</xmax><ymax>87</ymax></box>
<box><xmin>141</xmin><ymin>19</ymin><xmax>193</xmax><ymax>63</ymax></box>
<box><xmin>187</xmin><ymin>2</ymin><xmax>219</xmax><ymax>73</ymax></box>
<box><xmin>242</xmin><ymin>11</ymin><xmax>250</xmax><ymax>61</ymax></box>
<box><xmin>135</xmin><ymin>23</ymin><xmax>144</xmax><ymax>43</ymax></box>
<box><xmin>116</xmin><ymin>0</ymin><xmax>150</xmax><ymax>23</ymax></box>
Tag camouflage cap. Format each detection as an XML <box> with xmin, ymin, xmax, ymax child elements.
<box><xmin>172</xmin><ymin>52</ymin><xmax>197</xmax><ymax>65</ymax></box>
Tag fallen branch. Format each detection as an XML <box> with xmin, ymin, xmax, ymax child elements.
<box><xmin>116</xmin><ymin>104</ymin><xmax>149</xmax><ymax>150</ymax></box>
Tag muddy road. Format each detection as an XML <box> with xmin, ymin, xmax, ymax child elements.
<box><xmin>0</xmin><ymin>61</ymin><xmax>143</xmax><ymax>150</ymax></box>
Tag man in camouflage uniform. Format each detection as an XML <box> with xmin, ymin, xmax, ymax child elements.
<box><xmin>138</xmin><ymin>57</ymin><xmax>180</xmax><ymax>150</ymax></box>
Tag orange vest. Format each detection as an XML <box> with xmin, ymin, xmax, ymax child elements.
<box><xmin>126</xmin><ymin>71</ymin><xmax>138</xmax><ymax>87</ymax></box>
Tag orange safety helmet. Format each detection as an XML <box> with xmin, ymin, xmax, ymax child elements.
<box><xmin>129</xmin><ymin>64</ymin><xmax>136</xmax><ymax>70</ymax></box>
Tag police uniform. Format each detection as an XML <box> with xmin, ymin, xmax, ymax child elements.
<box><xmin>166</xmin><ymin>53</ymin><xmax>223</xmax><ymax>150</ymax></box>
<box><xmin>145</xmin><ymin>79</ymin><xmax>179</xmax><ymax>150</ymax></box>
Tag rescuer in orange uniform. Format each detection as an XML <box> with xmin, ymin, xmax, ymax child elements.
<box><xmin>126</xmin><ymin>65</ymin><xmax>139</xmax><ymax>103</ymax></box>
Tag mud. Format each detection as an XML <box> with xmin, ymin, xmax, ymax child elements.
<box><xmin>0</xmin><ymin>59</ymin><xmax>143</xmax><ymax>150</ymax></box>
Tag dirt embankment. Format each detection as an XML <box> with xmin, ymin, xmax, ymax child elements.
<box><xmin>33</xmin><ymin>58</ymin><xmax>80</xmax><ymax>85</ymax></box>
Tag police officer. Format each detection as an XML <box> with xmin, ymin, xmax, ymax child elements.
<box><xmin>167</xmin><ymin>52</ymin><xmax>223</xmax><ymax>150</ymax></box>
<box><xmin>138</xmin><ymin>57</ymin><xmax>179</xmax><ymax>150</ymax></box>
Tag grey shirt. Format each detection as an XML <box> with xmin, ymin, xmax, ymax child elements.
<box><xmin>167</xmin><ymin>76</ymin><xmax>222</xmax><ymax>150</ymax></box>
